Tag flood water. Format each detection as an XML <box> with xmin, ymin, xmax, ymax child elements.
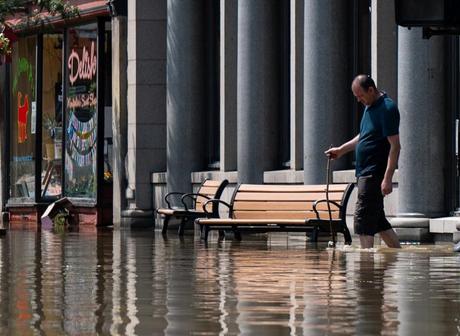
<box><xmin>0</xmin><ymin>229</ymin><xmax>459</xmax><ymax>336</ymax></box>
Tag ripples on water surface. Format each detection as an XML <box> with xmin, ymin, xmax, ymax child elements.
<box><xmin>0</xmin><ymin>229</ymin><xmax>459</xmax><ymax>335</ymax></box>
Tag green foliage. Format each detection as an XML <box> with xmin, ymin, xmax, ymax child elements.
<box><xmin>54</xmin><ymin>211</ymin><xmax>67</xmax><ymax>227</ymax></box>
<box><xmin>0</xmin><ymin>0</ymin><xmax>79</xmax><ymax>25</ymax></box>
<box><xmin>0</xmin><ymin>1</ymin><xmax>78</xmax><ymax>59</ymax></box>
<box><xmin>0</xmin><ymin>33</ymin><xmax>11</xmax><ymax>56</ymax></box>
<box><xmin>53</xmin><ymin>210</ymin><xmax>69</xmax><ymax>234</ymax></box>
<box><xmin>12</xmin><ymin>57</ymin><xmax>35</xmax><ymax>96</ymax></box>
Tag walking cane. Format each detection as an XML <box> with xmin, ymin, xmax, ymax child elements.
<box><xmin>326</xmin><ymin>145</ymin><xmax>336</xmax><ymax>248</ymax></box>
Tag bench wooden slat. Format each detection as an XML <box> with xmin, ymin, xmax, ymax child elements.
<box><xmin>195</xmin><ymin>199</ymin><xmax>207</xmax><ymax>212</ymax></box>
<box><xmin>196</xmin><ymin>195</ymin><xmax>210</xmax><ymax>203</ymax></box>
<box><xmin>233</xmin><ymin>210</ymin><xmax>340</xmax><ymax>220</ymax></box>
<box><xmin>193</xmin><ymin>182</ymin><xmax>222</xmax><ymax>211</ymax></box>
<box><xmin>157</xmin><ymin>208</ymin><xmax>185</xmax><ymax>216</ymax></box>
<box><xmin>196</xmin><ymin>186</ymin><xmax>219</xmax><ymax>195</ymax></box>
<box><xmin>202</xmin><ymin>180</ymin><xmax>222</xmax><ymax>187</ymax></box>
<box><xmin>194</xmin><ymin>207</ymin><xmax>205</xmax><ymax>213</ymax></box>
<box><xmin>233</xmin><ymin>201</ymin><xmax>340</xmax><ymax>211</ymax></box>
<box><xmin>234</xmin><ymin>192</ymin><xmax>344</xmax><ymax>202</ymax></box>
<box><xmin>198</xmin><ymin>218</ymin><xmax>309</xmax><ymax>225</ymax></box>
<box><xmin>238</xmin><ymin>184</ymin><xmax>349</xmax><ymax>192</ymax></box>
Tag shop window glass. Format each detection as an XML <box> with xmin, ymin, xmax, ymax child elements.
<box><xmin>64</xmin><ymin>24</ymin><xmax>98</xmax><ymax>199</ymax></box>
<box><xmin>41</xmin><ymin>34</ymin><xmax>63</xmax><ymax>198</ymax></box>
<box><xmin>9</xmin><ymin>36</ymin><xmax>37</xmax><ymax>199</ymax></box>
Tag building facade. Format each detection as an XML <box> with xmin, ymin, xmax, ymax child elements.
<box><xmin>1</xmin><ymin>0</ymin><xmax>459</xmax><ymax>241</ymax></box>
<box><xmin>0</xmin><ymin>0</ymin><xmax>113</xmax><ymax>226</ymax></box>
<box><xmin>144</xmin><ymin>0</ymin><xmax>457</xmax><ymax>242</ymax></box>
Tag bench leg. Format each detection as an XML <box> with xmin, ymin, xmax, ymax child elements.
<box><xmin>233</xmin><ymin>227</ymin><xmax>242</xmax><ymax>241</ymax></box>
<box><xmin>342</xmin><ymin>225</ymin><xmax>352</xmax><ymax>245</ymax></box>
<box><xmin>178</xmin><ymin>217</ymin><xmax>187</xmax><ymax>236</ymax></box>
<box><xmin>203</xmin><ymin>226</ymin><xmax>210</xmax><ymax>242</ymax></box>
<box><xmin>218</xmin><ymin>230</ymin><xmax>225</xmax><ymax>241</ymax></box>
<box><xmin>162</xmin><ymin>216</ymin><xmax>171</xmax><ymax>235</ymax></box>
<box><xmin>310</xmin><ymin>227</ymin><xmax>319</xmax><ymax>243</ymax></box>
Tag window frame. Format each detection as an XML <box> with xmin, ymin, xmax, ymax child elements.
<box><xmin>5</xmin><ymin>17</ymin><xmax>109</xmax><ymax>207</ymax></box>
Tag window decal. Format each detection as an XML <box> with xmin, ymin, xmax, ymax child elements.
<box><xmin>17</xmin><ymin>92</ymin><xmax>29</xmax><ymax>143</ymax></box>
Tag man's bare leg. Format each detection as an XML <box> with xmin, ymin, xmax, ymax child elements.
<box><xmin>379</xmin><ymin>229</ymin><xmax>401</xmax><ymax>248</ymax></box>
<box><xmin>359</xmin><ymin>235</ymin><xmax>374</xmax><ymax>248</ymax></box>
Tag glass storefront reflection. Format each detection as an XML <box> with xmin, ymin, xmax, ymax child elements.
<box><xmin>9</xmin><ymin>36</ymin><xmax>37</xmax><ymax>199</ymax></box>
<box><xmin>41</xmin><ymin>34</ymin><xmax>64</xmax><ymax>199</ymax></box>
<box><xmin>64</xmin><ymin>24</ymin><xmax>98</xmax><ymax>199</ymax></box>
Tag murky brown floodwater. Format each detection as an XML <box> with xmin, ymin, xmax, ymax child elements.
<box><xmin>0</xmin><ymin>229</ymin><xmax>459</xmax><ymax>336</ymax></box>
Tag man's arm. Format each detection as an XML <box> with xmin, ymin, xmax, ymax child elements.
<box><xmin>381</xmin><ymin>134</ymin><xmax>401</xmax><ymax>195</ymax></box>
<box><xmin>325</xmin><ymin>134</ymin><xmax>359</xmax><ymax>159</ymax></box>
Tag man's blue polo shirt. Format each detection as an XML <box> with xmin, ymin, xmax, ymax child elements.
<box><xmin>355</xmin><ymin>93</ymin><xmax>400</xmax><ymax>178</ymax></box>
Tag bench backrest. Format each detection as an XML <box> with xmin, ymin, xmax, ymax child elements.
<box><xmin>230</xmin><ymin>184</ymin><xmax>353</xmax><ymax>220</ymax></box>
<box><xmin>195</xmin><ymin>179</ymin><xmax>229</xmax><ymax>213</ymax></box>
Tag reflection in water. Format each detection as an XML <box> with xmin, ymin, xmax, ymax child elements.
<box><xmin>0</xmin><ymin>231</ymin><xmax>459</xmax><ymax>335</ymax></box>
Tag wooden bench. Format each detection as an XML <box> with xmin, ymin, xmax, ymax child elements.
<box><xmin>195</xmin><ymin>183</ymin><xmax>354</xmax><ymax>244</ymax></box>
<box><xmin>156</xmin><ymin>179</ymin><xmax>229</xmax><ymax>235</ymax></box>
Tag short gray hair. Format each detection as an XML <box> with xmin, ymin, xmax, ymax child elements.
<box><xmin>353</xmin><ymin>74</ymin><xmax>377</xmax><ymax>91</ymax></box>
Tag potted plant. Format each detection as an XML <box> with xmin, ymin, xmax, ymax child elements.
<box><xmin>43</xmin><ymin>115</ymin><xmax>62</xmax><ymax>159</ymax></box>
<box><xmin>0</xmin><ymin>32</ymin><xmax>11</xmax><ymax>64</ymax></box>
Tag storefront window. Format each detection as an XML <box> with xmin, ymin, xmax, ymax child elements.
<box><xmin>64</xmin><ymin>24</ymin><xmax>98</xmax><ymax>199</ymax></box>
<box><xmin>41</xmin><ymin>34</ymin><xmax>63</xmax><ymax>198</ymax></box>
<box><xmin>9</xmin><ymin>36</ymin><xmax>37</xmax><ymax>199</ymax></box>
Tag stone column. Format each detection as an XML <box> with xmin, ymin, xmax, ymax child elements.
<box><xmin>290</xmin><ymin>0</ymin><xmax>304</xmax><ymax>171</ymax></box>
<box><xmin>0</xmin><ymin>66</ymin><xmax>6</xmax><ymax>215</ymax></box>
<box><xmin>397</xmin><ymin>28</ymin><xmax>446</xmax><ymax>218</ymax></box>
<box><xmin>237</xmin><ymin>0</ymin><xmax>279</xmax><ymax>183</ymax></box>
<box><xmin>371</xmin><ymin>0</ymin><xmax>397</xmax><ymax>100</ymax></box>
<box><xmin>166</xmin><ymin>0</ymin><xmax>206</xmax><ymax>196</ymax></box>
<box><xmin>124</xmin><ymin>0</ymin><xmax>167</xmax><ymax>225</ymax></box>
<box><xmin>112</xmin><ymin>13</ymin><xmax>128</xmax><ymax>228</ymax></box>
<box><xmin>219</xmin><ymin>0</ymin><xmax>238</xmax><ymax>172</ymax></box>
<box><xmin>303</xmin><ymin>1</ymin><xmax>349</xmax><ymax>184</ymax></box>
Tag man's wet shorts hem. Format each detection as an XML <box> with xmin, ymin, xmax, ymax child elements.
<box><xmin>354</xmin><ymin>175</ymin><xmax>393</xmax><ymax>236</ymax></box>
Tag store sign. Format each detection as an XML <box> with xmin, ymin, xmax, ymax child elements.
<box><xmin>67</xmin><ymin>93</ymin><xmax>97</xmax><ymax>109</ymax></box>
<box><xmin>67</xmin><ymin>41</ymin><xmax>97</xmax><ymax>86</ymax></box>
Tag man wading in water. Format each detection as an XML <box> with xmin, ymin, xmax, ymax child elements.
<box><xmin>325</xmin><ymin>75</ymin><xmax>401</xmax><ymax>249</ymax></box>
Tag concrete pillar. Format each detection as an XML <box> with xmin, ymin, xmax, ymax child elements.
<box><xmin>371</xmin><ymin>0</ymin><xmax>397</xmax><ymax>101</ymax></box>
<box><xmin>397</xmin><ymin>28</ymin><xmax>446</xmax><ymax>217</ymax></box>
<box><xmin>237</xmin><ymin>0</ymin><xmax>279</xmax><ymax>183</ymax></box>
<box><xmin>112</xmin><ymin>15</ymin><xmax>128</xmax><ymax>228</ymax></box>
<box><xmin>166</xmin><ymin>0</ymin><xmax>206</xmax><ymax>196</ymax></box>
<box><xmin>124</xmin><ymin>0</ymin><xmax>167</xmax><ymax>225</ymax></box>
<box><xmin>0</xmin><ymin>66</ymin><xmax>6</xmax><ymax>215</ymax></box>
<box><xmin>303</xmin><ymin>1</ymin><xmax>349</xmax><ymax>184</ymax></box>
<box><xmin>219</xmin><ymin>0</ymin><xmax>238</xmax><ymax>172</ymax></box>
<box><xmin>290</xmin><ymin>0</ymin><xmax>304</xmax><ymax>171</ymax></box>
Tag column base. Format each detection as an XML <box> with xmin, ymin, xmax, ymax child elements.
<box><xmin>454</xmin><ymin>224</ymin><xmax>460</xmax><ymax>244</ymax></box>
<box><xmin>121</xmin><ymin>209</ymin><xmax>154</xmax><ymax>228</ymax></box>
<box><xmin>390</xmin><ymin>216</ymin><xmax>431</xmax><ymax>242</ymax></box>
<box><xmin>393</xmin><ymin>227</ymin><xmax>432</xmax><ymax>243</ymax></box>
<box><xmin>454</xmin><ymin>241</ymin><xmax>460</xmax><ymax>252</ymax></box>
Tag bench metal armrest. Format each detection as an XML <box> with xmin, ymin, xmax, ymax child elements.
<box><xmin>312</xmin><ymin>199</ymin><xmax>342</xmax><ymax>218</ymax></box>
<box><xmin>202</xmin><ymin>199</ymin><xmax>232</xmax><ymax>217</ymax></box>
<box><xmin>180</xmin><ymin>193</ymin><xmax>211</xmax><ymax>211</ymax></box>
<box><xmin>164</xmin><ymin>192</ymin><xmax>186</xmax><ymax>209</ymax></box>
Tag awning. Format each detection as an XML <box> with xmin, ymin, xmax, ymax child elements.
<box><xmin>6</xmin><ymin>0</ymin><xmax>110</xmax><ymax>32</ymax></box>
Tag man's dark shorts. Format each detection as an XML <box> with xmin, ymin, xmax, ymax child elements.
<box><xmin>354</xmin><ymin>175</ymin><xmax>393</xmax><ymax>236</ymax></box>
